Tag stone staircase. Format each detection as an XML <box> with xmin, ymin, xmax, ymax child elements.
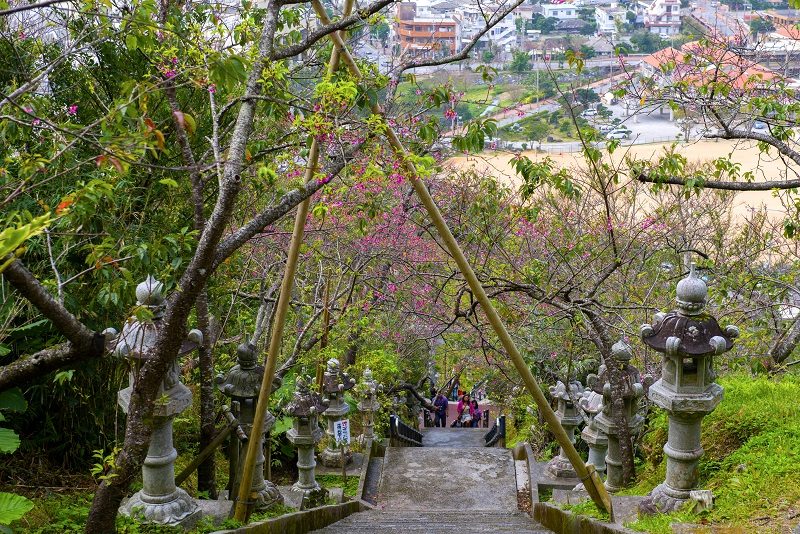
<box><xmin>312</xmin><ymin>427</ymin><xmax>553</xmax><ymax>533</ymax></box>
<box><xmin>313</xmin><ymin>510</ymin><xmax>550</xmax><ymax>533</ymax></box>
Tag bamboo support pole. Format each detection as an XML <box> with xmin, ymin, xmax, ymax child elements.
<box><xmin>175</xmin><ymin>406</ymin><xmax>244</xmax><ymax>487</ymax></box>
<box><xmin>232</xmin><ymin>0</ymin><xmax>355</xmax><ymax>521</ymax></box>
<box><xmin>311</xmin><ymin>0</ymin><xmax>613</xmax><ymax>516</ymax></box>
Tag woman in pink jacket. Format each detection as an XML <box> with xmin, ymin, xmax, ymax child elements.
<box><xmin>456</xmin><ymin>394</ymin><xmax>472</xmax><ymax>427</ymax></box>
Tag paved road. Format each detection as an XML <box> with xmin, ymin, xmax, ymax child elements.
<box><xmin>691</xmin><ymin>0</ymin><xmax>749</xmax><ymax>37</ymax></box>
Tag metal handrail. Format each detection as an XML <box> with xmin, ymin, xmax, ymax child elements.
<box><xmin>484</xmin><ymin>414</ymin><xmax>506</xmax><ymax>447</ymax></box>
<box><xmin>389</xmin><ymin>414</ymin><xmax>423</xmax><ymax>447</ymax></box>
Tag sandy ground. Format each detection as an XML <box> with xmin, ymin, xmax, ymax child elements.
<box><xmin>446</xmin><ymin>139</ymin><xmax>795</xmax><ymax>220</ymax></box>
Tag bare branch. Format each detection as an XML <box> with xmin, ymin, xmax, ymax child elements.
<box><xmin>0</xmin><ymin>0</ymin><xmax>73</xmax><ymax>16</ymax></box>
<box><xmin>271</xmin><ymin>0</ymin><xmax>395</xmax><ymax>60</ymax></box>
<box><xmin>396</xmin><ymin>0</ymin><xmax>523</xmax><ymax>74</ymax></box>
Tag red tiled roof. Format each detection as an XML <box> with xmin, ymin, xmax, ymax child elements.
<box><xmin>774</xmin><ymin>25</ymin><xmax>800</xmax><ymax>39</ymax></box>
<box><xmin>641</xmin><ymin>46</ymin><xmax>683</xmax><ymax>69</ymax></box>
<box><xmin>641</xmin><ymin>44</ymin><xmax>780</xmax><ymax>90</ymax></box>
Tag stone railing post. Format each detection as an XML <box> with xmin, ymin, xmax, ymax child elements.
<box><xmin>216</xmin><ymin>342</ymin><xmax>283</xmax><ymax>509</ymax></box>
<box><xmin>640</xmin><ymin>265</ymin><xmax>738</xmax><ymax>512</ymax></box>
<box><xmin>355</xmin><ymin>368</ymin><xmax>381</xmax><ymax>444</ymax></box>
<box><xmin>546</xmin><ymin>379</ymin><xmax>584</xmax><ymax>478</ymax></box>
<box><xmin>593</xmin><ymin>340</ymin><xmax>645</xmax><ymax>493</ymax></box>
<box><xmin>319</xmin><ymin>358</ymin><xmax>355</xmax><ymax>467</ymax></box>
<box><xmin>286</xmin><ymin>376</ymin><xmax>328</xmax><ymax>508</ymax></box>
<box><xmin>110</xmin><ymin>276</ymin><xmax>200</xmax><ymax>526</ymax></box>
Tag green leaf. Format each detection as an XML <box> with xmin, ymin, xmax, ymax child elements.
<box><xmin>159</xmin><ymin>178</ymin><xmax>179</xmax><ymax>188</ymax></box>
<box><xmin>125</xmin><ymin>34</ymin><xmax>138</xmax><ymax>51</ymax></box>
<box><xmin>0</xmin><ymin>492</ymin><xmax>33</xmax><ymax>525</ymax></box>
<box><xmin>0</xmin><ymin>389</ymin><xmax>26</xmax><ymax>413</ymax></box>
<box><xmin>53</xmin><ymin>370</ymin><xmax>74</xmax><ymax>385</ymax></box>
<box><xmin>0</xmin><ymin>212</ymin><xmax>52</xmax><ymax>273</ymax></box>
<box><xmin>272</xmin><ymin>416</ymin><xmax>293</xmax><ymax>435</ymax></box>
<box><xmin>0</xmin><ymin>428</ymin><xmax>20</xmax><ymax>453</ymax></box>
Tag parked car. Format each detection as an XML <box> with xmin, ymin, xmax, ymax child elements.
<box><xmin>581</xmin><ymin>108</ymin><xmax>598</xmax><ymax>117</ymax></box>
<box><xmin>598</xmin><ymin>124</ymin><xmax>616</xmax><ymax>133</ymax></box>
<box><xmin>606</xmin><ymin>128</ymin><xmax>630</xmax><ymax>140</ymax></box>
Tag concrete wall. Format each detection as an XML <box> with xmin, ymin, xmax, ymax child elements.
<box><xmin>533</xmin><ymin>503</ymin><xmax>637</xmax><ymax>534</ymax></box>
<box><xmin>215</xmin><ymin>501</ymin><xmax>365</xmax><ymax>534</ymax></box>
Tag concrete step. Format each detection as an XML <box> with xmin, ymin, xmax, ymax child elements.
<box><xmin>312</xmin><ymin>510</ymin><xmax>553</xmax><ymax>533</ymax></box>
<box><xmin>421</xmin><ymin>427</ymin><xmax>488</xmax><ymax>447</ymax></box>
<box><xmin>379</xmin><ymin>447</ymin><xmax>518</xmax><ymax>511</ymax></box>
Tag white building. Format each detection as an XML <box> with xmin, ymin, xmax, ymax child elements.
<box><xmin>457</xmin><ymin>1</ymin><xmax>526</xmax><ymax>51</ymax></box>
<box><xmin>594</xmin><ymin>4</ymin><xmax>628</xmax><ymax>35</ymax></box>
<box><xmin>541</xmin><ymin>4</ymin><xmax>580</xmax><ymax>20</ymax></box>
<box><xmin>643</xmin><ymin>0</ymin><xmax>681</xmax><ymax>36</ymax></box>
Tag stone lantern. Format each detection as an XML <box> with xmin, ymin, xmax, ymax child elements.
<box><xmin>593</xmin><ymin>340</ymin><xmax>645</xmax><ymax>493</ymax></box>
<box><xmin>319</xmin><ymin>358</ymin><xmax>356</xmax><ymax>467</ymax></box>
<box><xmin>112</xmin><ymin>276</ymin><xmax>200</xmax><ymax>526</ymax></box>
<box><xmin>547</xmin><ymin>379</ymin><xmax>584</xmax><ymax>478</ymax></box>
<box><xmin>285</xmin><ymin>376</ymin><xmax>328</xmax><ymax>507</ymax></box>
<box><xmin>578</xmin><ymin>379</ymin><xmax>608</xmax><ymax>478</ymax></box>
<box><xmin>355</xmin><ymin>368</ymin><xmax>381</xmax><ymax>443</ymax></box>
<box><xmin>641</xmin><ymin>266</ymin><xmax>738</xmax><ymax>512</ymax></box>
<box><xmin>216</xmin><ymin>341</ymin><xmax>283</xmax><ymax>509</ymax></box>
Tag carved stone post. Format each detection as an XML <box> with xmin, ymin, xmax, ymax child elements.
<box><xmin>593</xmin><ymin>340</ymin><xmax>645</xmax><ymax>493</ymax></box>
<box><xmin>641</xmin><ymin>266</ymin><xmax>738</xmax><ymax>512</ymax></box>
<box><xmin>578</xmin><ymin>382</ymin><xmax>608</xmax><ymax>477</ymax></box>
<box><xmin>546</xmin><ymin>380</ymin><xmax>584</xmax><ymax>478</ymax></box>
<box><xmin>319</xmin><ymin>358</ymin><xmax>355</xmax><ymax>467</ymax></box>
<box><xmin>113</xmin><ymin>276</ymin><xmax>200</xmax><ymax>526</ymax></box>
<box><xmin>286</xmin><ymin>376</ymin><xmax>328</xmax><ymax>508</ymax></box>
<box><xmin>355</xmin><ymin>368</ymin><xmax>381</xmax><ymax>443</ymax></box>
<box><xmin>216</xmin><ymin>342</ymin><xmax>283</xmax><ymax>509</ymax></box>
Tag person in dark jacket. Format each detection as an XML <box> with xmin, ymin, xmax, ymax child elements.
<box><xmin>432</xmin><ymin>393</ymin><xmax>448</xmax><ymax>427</ymax></box>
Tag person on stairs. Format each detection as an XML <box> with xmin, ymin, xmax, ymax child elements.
<box><xmin>432</xmin><ymin>391</ymin><xmax>448</xmax><ymax>427</ymax></box>
<box><xmin>456</xmin><ymin>393</ymin><xmax>472</xmax><ymax>428</ymax></box>
<box><xmin>469</xmin><ymin>399</ymin><xmax>482</xmax><ymax>428</ymax></box>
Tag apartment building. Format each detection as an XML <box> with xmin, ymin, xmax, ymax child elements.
<box><xmin>540</xmin><ymin>4</ymin><xmax>580</xmax><ymax>19</ymax></box>
<box><xmin>595</xmin><ymin>4</ymin><xmax>628</xmax><ymax>35</ymax></box>
<box><xmin>396</xmin><ymin>2</ymin><xmax>461</xmax><ymax>58</ymax></box>
<box><xmin>643</xmin><ymin>0</ymin><xmax>681</xmax><ymax>36</ymax></box>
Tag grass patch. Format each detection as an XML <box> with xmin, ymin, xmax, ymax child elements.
<box><xmin>249</xmin><ymin>503</ymin><xmax>296</xmax><ymax>522</ymax></box>
<box><xmin>317</xmin><ymin>473</ymin><xmax>359</xmax><ymax>497</ymax></box>
<box><xmin>626</xmin><ymin>509</ymin><xmax>697</xmax><ymax>534</ymax></box>
<box><xmin>9</xmin><ymin>490</ymin><xmax>291</xmax><ymax>533</ymax></box>
<box><xmin>560</xmin><ymin>499</ymin><xmax>610</xmax><ymax>522</ymax></box>
<box><xmin>625</xmin><ymin>373</ymin><xmax>800</xmax><ymax>532</ymax></box>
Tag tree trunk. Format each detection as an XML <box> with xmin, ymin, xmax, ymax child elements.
<box><xmin>85</xmin><ymin>368</ymin><xmax>163</xmax><ymax>533</ymax></box>
<box><xmin>84</xmin><ymin>4</ymin><xmax>281</xmax><ymax>529</ymax></box>
<box><xmin>768</xmin><ymin>317</ymin><xmax>800</xmax><ymax>364</ymax></box>
<box><xmin>195</xmin><ymin>291</ymin><xmax>217</xmax><ymax>498</ymax></box>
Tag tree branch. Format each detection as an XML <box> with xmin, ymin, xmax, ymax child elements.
<box><xmin>397</xmin><ymin>0</ymin><xmax>523</xmax><ymax>73</ymax></box>
<box><xmin>2</xmin><ymin>258</ymin><xmax>94</xmax><ymax>345</ymax></box>
<box><xmin>638</xmin><ymin>127</ymin><xmax>800</xmax><ymax>191</ymax></box>
<box><xmin>0</xmin><ymin>339</ymin><xmax>104</xmax><ymax>392</ymax></box>
<box><xmin>0</xmin><ymin>0</ymin><xmax>73</xmax><ymax>16</ymax></box>
<box><xmin>213</xmin><ymin>145</ymin><xmax>361</xmax><ymax>267</ymax></box>
<box><xmin>0</xmin><ymin>259</ymin><xmax>107</xmax><ymax>391</ymax></box>
<box><xmin>271</xmin><ymin>0</ymin><xmax>395</xmax><ymax>60</ymax></box>
<box><xmin>637</xmin><ymin>173</ymin><xmax>800</xmax><ymax>191</ymax></box>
